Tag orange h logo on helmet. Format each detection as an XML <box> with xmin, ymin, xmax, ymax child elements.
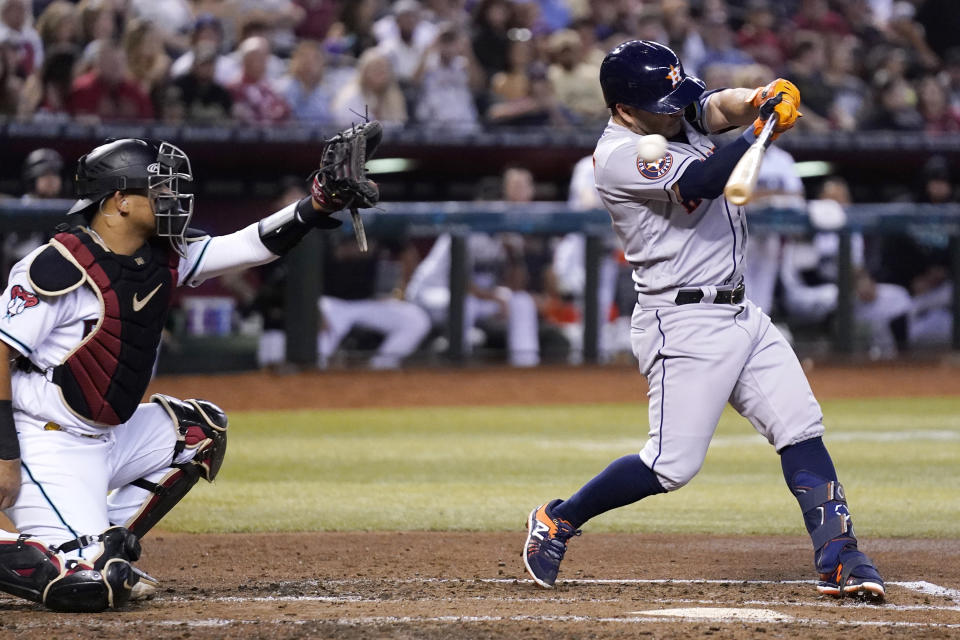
<box><xmin>665</xmin><ymin>65</ymin><xmax>682</xmax><ymax>88</ymax></box>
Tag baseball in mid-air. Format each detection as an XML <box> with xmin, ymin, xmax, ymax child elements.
<box><xmin>636</xmin><ymin>134</ymin><xmax>668</xmax><ymax>163</ymax></box>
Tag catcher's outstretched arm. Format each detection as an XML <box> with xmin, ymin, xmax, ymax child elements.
<box><xmin>256</xmin><ymin>119</ymin><xmax>384</xmax><ymax>255</ymax></box>
<box><xmin>187</xmin><ymin>120</ymin><xmax>386</xmax><ymax>279</ymax></box>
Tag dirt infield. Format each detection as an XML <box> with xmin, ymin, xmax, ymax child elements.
<box><xmin>144</xmin><ymin>360</ymin><xmax>960</xmax><ymax>412</ymax></box>
<box><xmin>2</xmin><ymin>364</ymin><xmax>959</xmax><ymax>638</ymax></box>
<box><xmin>3</xmin><ymin>533</ymin><xmax>959</xmax><ymax>639</ymax></box>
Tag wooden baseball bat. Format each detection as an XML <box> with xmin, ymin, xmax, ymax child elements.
<box><xmin>723</xmin><ymin>115</ymin><xmax>779</xmax><ymax>206</ymax></box>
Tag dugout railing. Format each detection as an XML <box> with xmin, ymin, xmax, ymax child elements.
<box><xmin>2</xmin><ymin>200</ymin><xmax>959</xmax><ymax>367</ymax></box>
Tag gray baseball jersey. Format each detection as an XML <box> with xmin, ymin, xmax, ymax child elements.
<box><xmin>592</xmin><ymin>117</ymin><xmax>824</xmax><ymax>490</ymax></box>
<box><xmin>594</xmin><ymin>117</ymin><xmax>746</xmax><ymax>299</ymax></box>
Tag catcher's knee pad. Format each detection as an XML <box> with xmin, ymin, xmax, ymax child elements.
<box><xmin>0</xmin><ymin>527</ymin><xmax>145</xmax><ymax>612</ymax></box>
<box><xmin>153</xmin><ymin>393</ymin><xmax>229</xmax><ymax>481</ymax></box>
<box><xmin>788</xmin><ymin>471</ymin><xmax>856</xmax><ymax>571</ymax></box>
<box><xmin>124</xmin><ymin>394</ymin><xmax>228</xmax><ymax>539</ymax></box>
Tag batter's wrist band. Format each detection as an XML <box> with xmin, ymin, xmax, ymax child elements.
<box><xmin>0</xmin><ymin>400</ymin><xmax>21</xmax><ymax>460</ymax></box>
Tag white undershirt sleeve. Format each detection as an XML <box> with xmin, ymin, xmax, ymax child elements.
<box><xmin>179</xmin><ymin>222</ymin><xmax>278</xmax><ymax>287</ymax></box>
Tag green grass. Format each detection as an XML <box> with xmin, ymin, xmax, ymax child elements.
<box><xmin>162</xmin><ymin>397</ymin><xmax>960</xmax><ymax>538</ymax></box>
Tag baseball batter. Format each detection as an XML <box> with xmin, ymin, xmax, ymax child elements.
<box><xmin>0</xmin><ymin>125</ymin><xmax>380</xmax><ymax>612</ymax></box>
<box><xmin>523</xmin><ymin>40</ymin><xmax>885</xmax><ymax>602</ymax></box>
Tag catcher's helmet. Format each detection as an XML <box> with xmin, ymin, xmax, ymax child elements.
<box><xmin>599</xmin><ymin>40</ymin><xmax>705</xmax><ymax>114</ymax></box>
<box><xmin>69</xmin><ymin>138</ymin><xmax>194</xmax><ymax>255</ymax></box>
<box><xmin>22</xmin><ymin>148</ymin><xmax>64</xmax><ymax>185</ymax></box>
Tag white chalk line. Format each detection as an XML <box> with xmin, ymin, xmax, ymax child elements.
<box><xmin>180</xmin><ymin>593</ymin><xmax>960</xmax><ymax>613</ymax></box>
<box><xmin>10</xmin><ymin>614</ymin><xmax>960</xmax><ymax>631</ymax></box>
<box><xmin>249</xmin><ymin>576</ymin><xmax>960</xmax><ymax>598</ymax></box>
<box><xmin>8</xmin><ymin>577</ymin><xmax>958</xmax><ymax>631</ymax></box>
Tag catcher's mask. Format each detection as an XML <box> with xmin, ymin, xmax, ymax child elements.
<box><xmin>69</xmin><ymin>138</ymin><xmax>195</xmax><ymax>257</ymax></box>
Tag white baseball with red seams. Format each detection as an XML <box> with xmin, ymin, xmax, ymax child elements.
<box><xmin>591</xmin><ymin>106</ymin><xmax>824</xmax><ymax>490</ymax></box>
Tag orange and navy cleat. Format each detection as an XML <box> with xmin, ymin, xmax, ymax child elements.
<box><xmin>817</xmin><ymin>546</ymin><xmax>885</xmax><ymax>603</ymax></box>
<box><xmin>523</xmin><ymin>500</ymin><xmax>581</xmax><ymax>588</ymax></box>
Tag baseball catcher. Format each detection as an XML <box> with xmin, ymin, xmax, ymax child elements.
<box><xmin>0</xmin><ymin>122</ymin><xmax>381</xmax><ymax>612</ymax></box>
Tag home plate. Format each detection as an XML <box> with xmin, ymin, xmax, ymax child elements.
<box><xmin>631</xmin><ymin>607</ymin><xmax>792</xmax><ymax>622</ymax></box>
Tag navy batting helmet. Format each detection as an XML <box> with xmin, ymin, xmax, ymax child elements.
<box><xmin>599</xmin><ymin>40</ymin><xmax>705</xmax><ymax>114</ymax></box>
<box><xmin>22</xmin><ymin>148</ymin><xmax>64</xmax><ymax>184</ymax></box>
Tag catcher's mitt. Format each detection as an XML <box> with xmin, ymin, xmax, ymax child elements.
<box><xmin>311</xmin><ymin>120</ymin><xmax>382</xmax><ymax>251</ymax></box>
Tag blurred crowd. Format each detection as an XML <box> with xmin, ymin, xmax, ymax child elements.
<box><xmin>0</xmin><ymin>0</ymin><xmax>958</xmax><ymax>131</ymax></box>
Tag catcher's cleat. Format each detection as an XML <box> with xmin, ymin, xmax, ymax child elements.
<box><xmin>523</xmin><ymin>499</ymin><xmax>581</xmax><ymax>588</ymax></box>
<box><xmin>129</xmin><ymin>579</ymin><xmax>158</xmax><ymax>602</ymax></box>
<box><xmin>817</xmin><ymin>545</ymin><xmax>885</xmax><ymax>603</ymax></box>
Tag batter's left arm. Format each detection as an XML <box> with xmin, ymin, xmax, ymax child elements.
<box><xmin>703</xmin><ymin>80</ymin><xmax>802</xmax><ymax>135</ymax></box>
<box><xmin>701</xmin><ymin>88</ymin><xmax>763</xmax><ymax>132</ymax></box>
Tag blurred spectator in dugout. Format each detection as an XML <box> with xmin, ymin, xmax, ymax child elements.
<box><xmin>405</xmin><ymin>166</ymin><xmax>541</xmax><ymax>367</ymax></box>
<box><xmin>255</xmin><ymin>181</ymin><xmax>430</xmax><ymax>370</ymax></box>
<box><xmin>779</xmin><ymin>177</ymin><xmax>913</xmax><ymax>359</ymax></box>
<box><xmin>2</xmin><ymin>148</ymin><xmax>64</xmax><ymax>281</ymax></box>
<box><xmin>877</xmin><ymin>156</ymin><xmax>956</xmax><ymax>348</ymax></box>
<box><xmin>547</xmin><ymin>155</ymin><xmax>627</xmax><ymax>363</ymax></box>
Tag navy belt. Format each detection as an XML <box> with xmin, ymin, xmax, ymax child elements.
<box><xmin>675</xmin><ymin>282</ymin><xmax>745</xmax><ymax>305</ymax></box>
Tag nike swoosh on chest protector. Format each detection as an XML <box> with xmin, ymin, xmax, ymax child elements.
<box><xmin>132</xmin><ymin>283</ymin><xmax>163</xmax><ymax>312</ymax></box>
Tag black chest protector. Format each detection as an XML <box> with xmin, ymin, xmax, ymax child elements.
<box><xmin>28</xmin><ymin>229</ymin><xmax>179</xmax><ymax>425</ymax></box>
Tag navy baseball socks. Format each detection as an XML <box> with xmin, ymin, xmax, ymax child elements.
<box><xmin>780</xmin><ymin>437</ymin><xmax>885</xmax><ymax>602</ymax></box>
<box><xmin>524</xmin><ymin>455</ymin><xmax>665</xmax><ymax>587</ymax></box>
